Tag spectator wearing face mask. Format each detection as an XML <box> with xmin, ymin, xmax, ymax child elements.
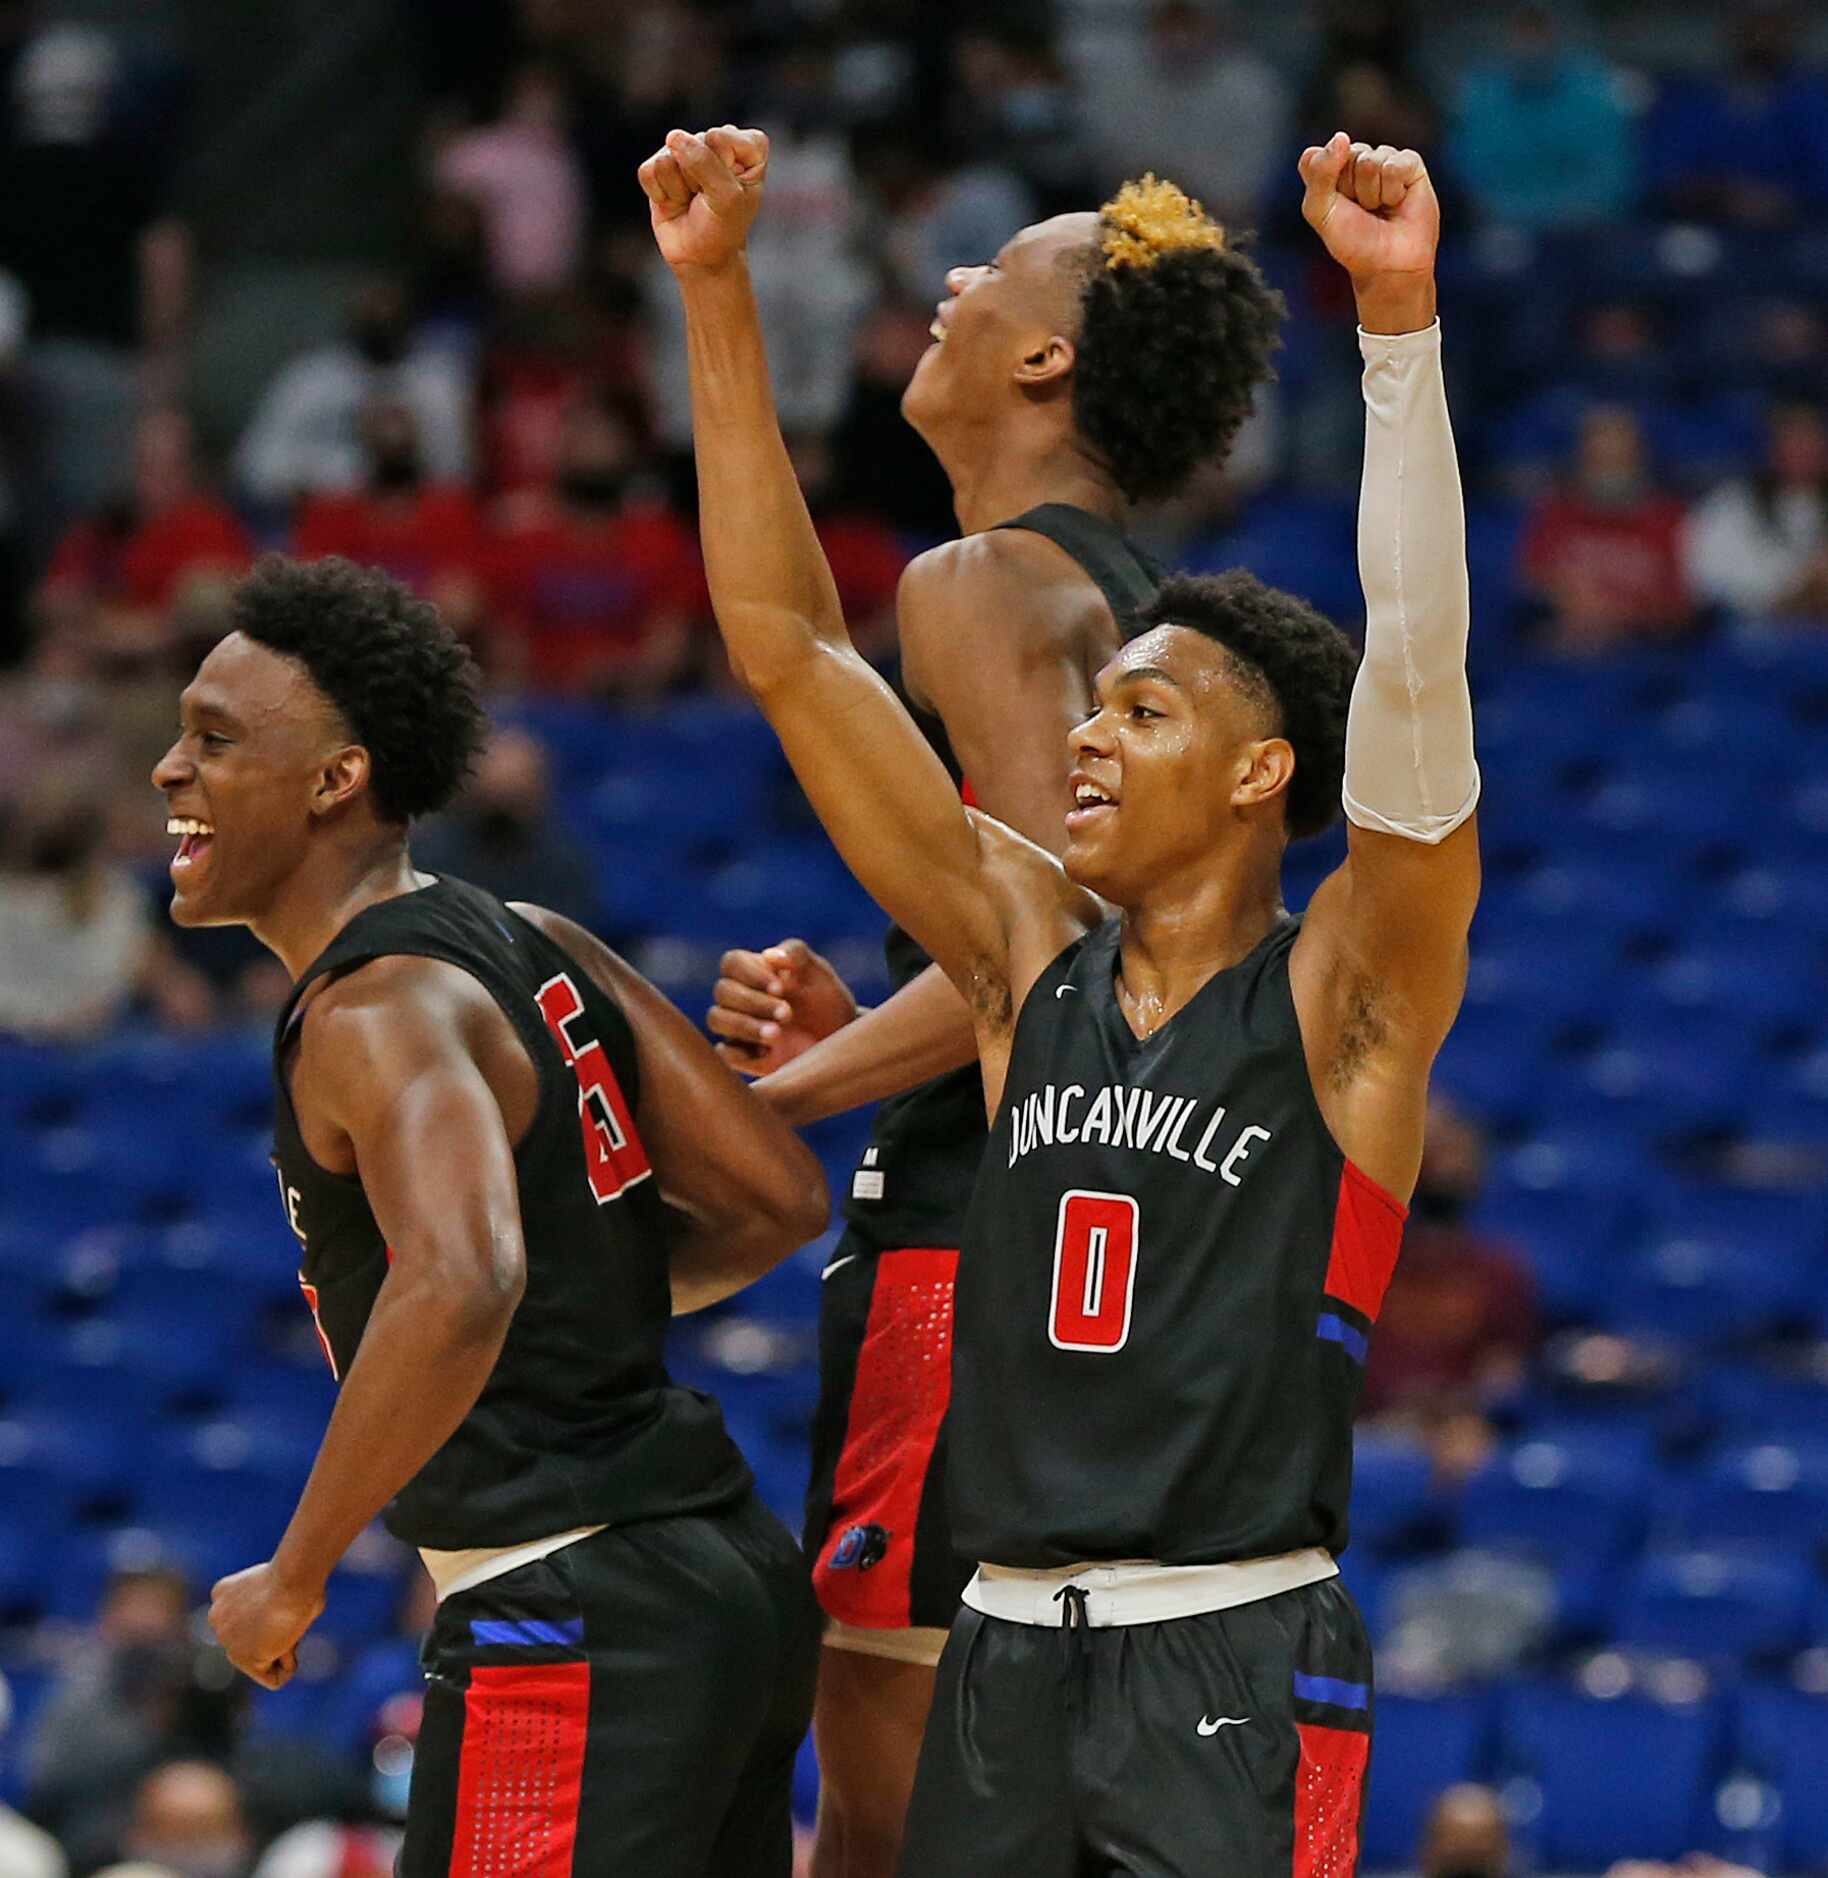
<box><xmin>1519</xmin><ymin>404</ymin><xmax>1694</xmax><ymax>651</ymax></box>
<box><xmin>1685</xmin><ymin>400</ymin><xmax>1828</xmax><ymax>624</ymax></box>
<box><xmin>24</xmin><ymin>1568</ymin><xmax>208</xmax><ymax>1869</ymax></box>
<box><xmin>232</xmin><ymin>277</ymin><xmax>474</xmax><ymax>512</ymax></box>
<box><xmin>415</xmin><ymin>726</ymin><xmax>601</xmax><ymax>931</ymax></box>
<box><xmin>487</xmin><ymin>387</ymin><xmax>704</xmax><ymax>696</ymax></box>
<box><xmin>0</xmin><ymin>778</ymin><xmax>211</xmax><ymax>1040</ymax></box>
<box><xmin>1360</xmin><ymin>1097</ymin><xmax>1538</xmax><ymax>1479</ymax></box>
<box><xmin>33</xmin><ymin>406</ymin><xmax>252</xmax><ymax>679</ymax></box>
<box><xmin>115</xmin><ymin>1762</ymin><xmax>252</xmax><ymax>1878</ymax></box>
<box><xmin>291</xmin><ymin>397</ymin><xmax>486</xmax><ymax>637</ymax></box>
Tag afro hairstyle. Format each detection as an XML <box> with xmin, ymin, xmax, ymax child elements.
<box><xmin>1071</xmin><ymin>175</ymin><xmax>1285</xmax><ymax>506</ymax></box>
<box><xmin>231</xmin><ymin>555</ymin><xmax>487</xmax><ymax>824</ymax></box>
<box><xmin>1131</xmin><ymin>568</ymin><xmax>1359</xmax><ymax>841</ymax></box>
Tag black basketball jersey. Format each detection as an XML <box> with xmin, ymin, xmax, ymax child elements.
<box><xmin>950</xmin><ymin>917</ymin><xmax>1407</xmax><ymax>1569</ymax></box>
<box><xmin>846</xmin><ymin>503</ymin><xmax>1160</xmax><ymax>1248</ymax></box>
<box><xmin>270</xmin><ymin>875</ymin><xmax>751</xmax><ymax>1551</ymax></box>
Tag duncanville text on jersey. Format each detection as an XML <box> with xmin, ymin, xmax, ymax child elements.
<box><xmin>1003</xmin><ymin>1079</ymin><xmax>1273</xmax><ymax>1185</ymax></box>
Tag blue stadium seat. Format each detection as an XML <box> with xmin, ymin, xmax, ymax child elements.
<box><xmin>1600</xmin><ymin>1239</ymin><xmax>1816</xmax><ymax>1348</ymax></box>
<box><xmin>1500</xmin><ymin>1680</ymin><xmax>1724</xmax><ymax>1866</ymax></box>
<box><xmin>1467</xmin><ymin>1185</ymin><xmax>1635</xmax><ymax>1324</ymax></box>
<box><xmin>1735</xmin><ymin>1685</ymin><xmax>1828</xmax><ymax>1873</ymax></box>
<box><xmin>1699</xmin><ymin>1363</ymin><xmax>1828</xmax><ymax>1446</ymax></box>
<box><xmin>1614</xmin><ymin>1550</ymin><xmax>1814</xmax><ymax>1663</ymax></box>
<box><xmin>300</xmin><ymin>1636</ymin><xmax>423</xmax><ymax>1756</ymax></box>
<box><xmin>1665</xmin><ymin>1441</ymin><xmax>1828</xmax><ymax>1553</ymax></box>
<box><xmin>1349</xmin><ymin>1434</ymin><xmax>1436</xmax><ymax>1556</ymax></box>
<box><xmin>1456</xmin><ymin>1437</ymin><xmax>1650</xmax><ymax>1566</ymax></box>
<box><xmin>1360</xmin><ymin>1692</ymin><xmax>1493</xmax><ymax>1868</ymax></box>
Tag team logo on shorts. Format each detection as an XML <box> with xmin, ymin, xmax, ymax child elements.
<box><xmin>829</xmin><ymin>1522</ymin><xmax>890</xmax><ymax>1571</ymax></box>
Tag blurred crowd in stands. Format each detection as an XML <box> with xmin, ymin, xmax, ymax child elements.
<box><xmin>0</xmin><ymin>0</ymin><xmax>1825</xmax><ymax>1870</ymax></box>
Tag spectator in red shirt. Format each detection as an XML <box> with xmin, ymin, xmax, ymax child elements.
<box><xmin>292</xmin><ymin>397</ymin><xmax>487</xmax><ymax>638</ymax></box>
<box><xmin>1520</xmin><ymin>404</ymin><xmax>1694</xmax><ymax>651</ymax></box>
<box><xmin>488</xmin><ymin>388</ymin><xmax>703</xmax><ymax>697</ymax></box>
<box><xmin>35</xmin><ymin>406</ymin><xmax>252</xmax><ymax>677</ymax></box>
<box><xmin>1362</xmin><ymin>1095</ymin><xmax>1539</xmax><ymax>1478</ymax></box>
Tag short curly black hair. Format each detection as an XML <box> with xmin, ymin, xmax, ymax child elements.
<box><xmin>232</xmin><ymin>555</ymin><xmax>486</xmax><ymax>824</ymax></box>
<box><xmin>1071</xmin><ymin>177</ymin><xmax>1285</xmax><ymax>506</ymax></box>
<box><xmin>1132</xmin><ymin>569</ymin><xmax>1359</xmax><ymax>841</ymax></box>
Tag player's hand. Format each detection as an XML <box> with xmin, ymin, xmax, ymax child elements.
<box><xmin>708</xmin><ymin>938</ymin><xmax>859</xmax><ymax>1075</ymax></box>
<box><xmin>639</xmin><ymin>125</ymin><xmax>768</xmax><ymax>275</ymax></box>
<box><xmin>208</xmin><ymin>1561</ymin><xmax>324</xmax><ymax>1690</ymax></box>
<box><xmin>1298</xmin><ymin>132</ymin><xmax>1439</xmax><ymax>283</ymax></box>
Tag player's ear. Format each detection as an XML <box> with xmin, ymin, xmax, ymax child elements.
<box><xmin>1233</xmin><ymin>737</ymin><xmax>1295</xmax><ymax>814</ymax></box>
<box><xmin>1014</xmin><ymin>333</ymin><xmax>1075</xmax><ymax>390</ymax></box>
<box><xmin>313</xmin><ymin>744</ymin><xmax>374</xmax><ymax>817</ymax></box>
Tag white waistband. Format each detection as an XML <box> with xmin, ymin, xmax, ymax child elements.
<box><xmin>420</xmin><ymin>1524</ymin><xmax>606</xmax><ymax>1602</ymax></box>
<box><xmin>962</xmin><ymin>1548</ymin><xmax>1338</xmax><ymax>1627</ymax></box>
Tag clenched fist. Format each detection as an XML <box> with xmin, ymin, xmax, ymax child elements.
<box><xmin>1299</xmin><ymin>130</ymin><xmax>1439</xmax><ymax>332</ymax></box>
<box><xmin>639</xmin><ymin>125</ymin><xmax>769</xmax><ymax>275</ymax></box>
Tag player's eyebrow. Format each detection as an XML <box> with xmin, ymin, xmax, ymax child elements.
<box><xmin>1111</xmin><ymin>663</ymin><xmax>1183</xmax><ymax>692</ymax></box>
<box><xmin>179</xmin><ymin>692</ymin><xmax>245</xmax><ymax>732</ymax></box>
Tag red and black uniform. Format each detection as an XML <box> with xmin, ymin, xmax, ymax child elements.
<box><xmin>899</xmin><ymin>918</ymin><xmax>1406</xmax><ymax>1876</ymax></box>
<box><xmin>802</xmin><ymin>505</ymin><xmax>1158</xmax><ymax>1635</ymax></box>
<box><xmin>272</xmin><ymin>876</ymin><xmax>819</xmax><ymax>1876</ymax></box>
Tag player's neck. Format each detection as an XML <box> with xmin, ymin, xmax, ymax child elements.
<box><xmin>1115</xmin><ymin>854</ymin><xmax>1285</xmax><ymax>1022</ymax></box>
<box><xmin>253</xmin><ymin>836</ymin><xmax>428</xmax><ymax>981</ymax></box>
<box><xmin>934</xmin><ymin>415</ymin><xmax>1122</xmax><ymax>537</ymax></box>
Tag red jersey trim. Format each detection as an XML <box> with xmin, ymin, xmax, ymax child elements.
<box><xmin>1322</xmin><ymin>1161</ymin><xmax>1408</xmax><ymax>1325</ymax></box>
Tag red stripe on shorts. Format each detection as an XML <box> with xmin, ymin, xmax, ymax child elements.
<box><xmin>813</xmin><ymin>1246</ymin><xmax>958</xmax><ymax>1629</ymax></box>
<box><xmin>1321</xmin><ymin>1161</ymin><xmax>1408</xmax><ymax>1325</ymax></box>
<box><xmin>450</xmin><ymin>1662</ymin><xmax>590</xmax><ymax>1878</ymax></box>
<box><xmin>1293</xmin><ymin>1720</ymin><xmax>1369</xmax><ymax>1878</ymax></box>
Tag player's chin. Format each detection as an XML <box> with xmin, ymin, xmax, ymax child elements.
<box><xmin>1061</xmin><ymin>838</ymin><xmax>1123</xmax><ymax>902</ymax></box>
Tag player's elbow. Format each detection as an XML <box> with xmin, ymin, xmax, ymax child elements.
<box><xmin>446</xmin><ymin>1231</ymin><xmax>527</xmax><ymax>1338</ymax></box>
<box><xmin>722</xmin><ymin>606</ymin><xmax>842</xmax><ymax>704</ymax></box>
<box><xmin>750</xmin><ymin>1138</ymin><xmax>830</xmax><ymax>1251</ymax></box>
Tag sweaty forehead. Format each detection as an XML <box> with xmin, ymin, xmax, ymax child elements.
<box><xmin>185</xmin><ymin>632</ymin><xmax>343</xmax><ymax>743</ymax></box>
<box><xmin>1103</xmin><ymin>624</ymin><xmax>1279</xmax><ymax>728</ymax></box>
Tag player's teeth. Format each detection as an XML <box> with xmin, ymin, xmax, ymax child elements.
<box><xmin>165</xmin><ymin>818</ymin><xmax>214</xmax><ymax>836</ymax></box>
<box><xmin>930</xmin><ymin>321</ymin><xmax>945</xmax><ymax>342</ymax></box>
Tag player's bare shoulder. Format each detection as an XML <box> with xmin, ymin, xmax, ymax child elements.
<box><xmin>897</xmin><ymin>530</ymin><xmax>1113</xmax><ymax>701</ymax></box>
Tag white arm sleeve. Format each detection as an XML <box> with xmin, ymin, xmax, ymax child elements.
<box><xmin>1342</xmin><ymin>320</ymin><xmax>1480</xmax><ymax>845</ymax></box>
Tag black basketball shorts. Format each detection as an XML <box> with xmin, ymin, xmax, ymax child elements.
<box><xmin>402</xmin><ymin>1491</ymin><xmax>821</xmax><ymax>1878</ymax></box>
<box><xmin>897</xmin><ymin>1576</ymin><xmax>1374</xmax><ymax>1877</ymax></box>
<box><xmin>802</xmin><ymin>1225</ymin><xmax>973</xmax><ymax>1637</ymax></box>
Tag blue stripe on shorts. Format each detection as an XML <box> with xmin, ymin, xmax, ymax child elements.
<box><xmin>469</xmin><ymin>1617</ymin><xmax>584</xmax><ymax>1649</ymax></box>
<box><xmin>1294</xmin><ymin>1671</ymin><xmax>1370</xmax><ymax>1711</ymax></box>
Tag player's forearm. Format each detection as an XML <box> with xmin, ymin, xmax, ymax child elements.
<box><xmin>676</xmin><ymin>259</ymin><xmax>851</xmax><ymax>696</ymax></box>
<box><xmin>669</xmin><ymin>1192</ymin><xmax>828</xmax><ymax>1313</ymax></box>
<box><xmin>270</xmin><ymin>1270</ymin><xmax>517</xmax><ymax>1592</ymax></box>
<box><xmin>1342</xmin><ymin>316</ymin><xmax>1479</xmax><ymax>845</ymax></box>
<box><xmin>758</xmin><ymin>964</ymin><xmax>980</xmax><ymax>1127</ymax></box>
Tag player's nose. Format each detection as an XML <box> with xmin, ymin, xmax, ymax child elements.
<box><xmin>152</xmin><ymin>741</ymin><xmax>191</xmax><ymax>792</ymax></box>
<box><xmin>944</xmin><ymin>265</ymin><xmax>977</xmax><ymax>295</ymax></box>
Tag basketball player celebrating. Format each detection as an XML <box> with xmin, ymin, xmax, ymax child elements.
<box><xmin>704</xmin><ymin>157</ymin><xmax>1281</xmax><ymax>1876</ymax></box>
<box><xmin>152</xmin><ymin>556</ymin><xmax>826</xmax><ymax>1875</ymax></box>
<box><xmin>645</xmin><ymin>123</ymin><xmax>1477</xmax><ymax>1873</ymax></box>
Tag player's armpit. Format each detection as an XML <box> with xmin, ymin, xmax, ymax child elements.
<box><xmin>511</xmin><ymin>906</ymin><xmax>829</xmax><ymax>1310</ymax></box>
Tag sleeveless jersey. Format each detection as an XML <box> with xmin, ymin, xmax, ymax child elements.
<box><xmin>950</xmin><ymin>917</ymin><xmax>1408</xmax><ymax>1569</ymax></box>
<box><xmin>845</xmin><ymin>503</ymin><xmax>1160</xmax><ymax>1247</ymax></box>
<box><xmin>270</xmin><ymin>875</ymin><xmax>752</xmax><ymax>1551</ymax></box>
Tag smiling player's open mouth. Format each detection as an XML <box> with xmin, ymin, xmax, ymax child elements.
<box><xmin>168</xmin><ymin>816</ymin><xmax>215</xmax><ymax>870</ymax></box>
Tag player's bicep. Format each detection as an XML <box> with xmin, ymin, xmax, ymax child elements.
<box><xmin>762</xmin><ymin>638</ymin><xmax>1012</xmax><ymax>988</ymax></box>
<box><xmin>303</xmin><ymin>1002</ymin><xmax>527</xmax><ymax>1307</ymax></box>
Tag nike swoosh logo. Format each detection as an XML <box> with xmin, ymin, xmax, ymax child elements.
<box><xmin>821</xmin><ymin>1254</ymin><xmax>859</xmax><ymax>1282</ymax></box>
<box><xmin>1198</xmin><ymin>1716</ymin><xmax>1250</xmax><ymax>1734</ymax></box>
<box><xmin>1055</xmin><ymin>984</ymin><xmax>1077</xmax><ymax>999</ymax></box>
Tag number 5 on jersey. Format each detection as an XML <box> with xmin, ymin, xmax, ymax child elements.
<box><xmin>536</xmin><ymin>972</ymin><xmax>652</xmax><ymax>1204</ymax></box>
<box><xmin>1049</xmin><ymin>1189</ymin><xmax>1139</xmax><ymax>1353</ymax></box>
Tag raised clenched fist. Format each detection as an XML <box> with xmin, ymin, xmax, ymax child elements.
<box><xmin>1298</xmin><ymin>131</ymin><xmax>1440</xmax><ymax>285</ymax></box>
<box><xmin>639</xmin><ymin>125</ymin><xmax>770</xmax><ymax>274</ymax></box>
